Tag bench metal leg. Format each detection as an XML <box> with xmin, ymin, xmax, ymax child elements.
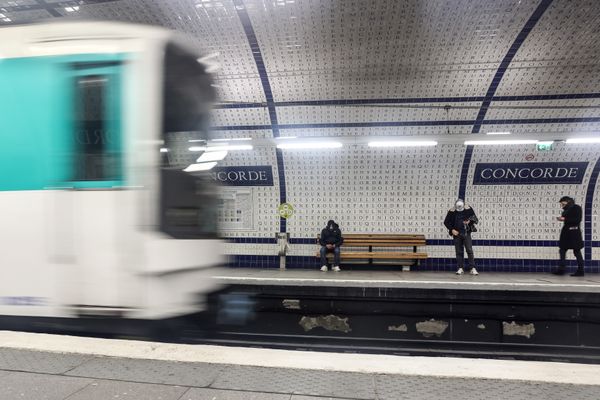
<box><xmin>279</xmin><ymin>255</ymin><xmax>286</xmax><ymax>270</ymax></box>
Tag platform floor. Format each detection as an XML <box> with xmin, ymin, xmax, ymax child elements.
<box><xmin>213</xmin><ymin>269</ymin><xmax>600</xmax><ymax>293</ymax></box>
<box><xmin>1</xmin><ymin>332</ymin><xmax>600</xmax><ymax>400</ymax></box>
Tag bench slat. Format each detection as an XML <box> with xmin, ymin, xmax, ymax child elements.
<box><xmin>343</xmin><ymin>234</ymin><xmax>425</xmax><ymax>240</ymax></box>
<box><xmin>318</xmin><ymin>251</ymin><xmax>428</xmax><ymax>260</ymax></box>
<box><xmin>318</xmin><ymin>233</ymin><xmax>425</xmax><ymax>239</ymax></box>
<box><xmin>343</xmin><ymin>241</ymin><xmax>426</xmax><ymax>246</ymax></box>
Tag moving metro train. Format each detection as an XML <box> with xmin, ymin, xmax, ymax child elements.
<box><xmin>0</xmin><ymin>21</ymin><xmax>224</xmax><ymax>335</ymax></box>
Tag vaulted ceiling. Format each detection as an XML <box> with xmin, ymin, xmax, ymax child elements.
<box><xmin>1</xmin><ymin>0</ymin><xmax>599</xmax><ymax>139</ymax></box>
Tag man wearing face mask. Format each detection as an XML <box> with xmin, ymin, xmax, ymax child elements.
<box><xmin>444</xmin><ymin>199</ymin><xmax>479</xmax><ymax>275</ymax></box>
<box><xmin>552</xmin><ymin>196</ymin><xmax>585</xmax><ymax>277</ymax></box>
<box><xmin>319</xmin><ymin>219</ymin><xmax>343</xmax><ymax>272</ymax></box>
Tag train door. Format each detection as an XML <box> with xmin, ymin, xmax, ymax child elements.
<box><xmin>66</xmin><ymin>60</ymin><xmax>128</xmax><ymax>314</ymax></box>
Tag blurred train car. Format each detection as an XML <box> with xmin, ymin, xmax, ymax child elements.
<box><xmin>0</xmin><ymin>21</ymin><xmax>224</xmax><ymax>335</ymax></box>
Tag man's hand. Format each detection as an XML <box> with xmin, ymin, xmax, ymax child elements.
<box><xmin>463</xmin><ymin>219</ymin><xmax>470</xmax><ymax>224</ymax></box>
<box><xmin>326</xmin><ymin>244</ymin><xmax>334</xmax><ymax>249</ymax></box>
<box><xmin>451</xmin><ymin>229</ymin><xmax>459</xmax><ymax>236</ymax></box>
<box><xmin>557</xmin><ymin>216</ymin><xmax>565</xmax><ymax>221</ymax></box>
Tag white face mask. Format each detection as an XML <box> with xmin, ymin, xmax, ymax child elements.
<box><xmin>455</xmin><ymin>201</ymin><xmax>465</xmax><ymax>211</ymax></box>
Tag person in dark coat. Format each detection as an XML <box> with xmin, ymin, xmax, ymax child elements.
<box><xmin>319</xmin><ymin>219</ymin><xmax>343</xmax><ymax>272</ymax></box>
<box><xmin>444</xmin><ymin>199</ymin><xmax>479</xmax><ymax>275</ymax></box>
<box><xmin>552</xmin><ymin>196</ymin><xmax>585</xmax><ymax>276</ymax></box>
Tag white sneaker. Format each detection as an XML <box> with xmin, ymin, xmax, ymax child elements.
<box><xmin>320</xmin><ymin>265</ymin><xmax>328</xmax><ymax>272</ymax></box>
<box><xmin>332</xmin><ymin>266</ymin><xmax>341</xmax><ymax>272</ymax></box>
<box><xmin>456</xmin><ymin>268</ymin><xmax>464</xmax><ymax>275</ymax></box>
<box><xmin>470</xmin><ymin>268</ymin><xmax>479</xmax><ymax>275</ymax></box>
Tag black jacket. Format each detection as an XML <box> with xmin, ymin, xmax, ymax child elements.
<box><xmin>559</xmin><ymin>203</ymin><xmax>583</xmax><ymax>250</ymax></box>
<box><xmin>319</xmin><ymin>224</ymin><xmax>343</xmax><ymax>246</ymax></box>
<box><xmin>444</xmin><ymin>205</ymin><xmax>478</xmax><ymax>236</ymax></box>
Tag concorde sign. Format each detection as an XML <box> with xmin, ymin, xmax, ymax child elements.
<box><xmin>211</xmin><ymin>166</ymin><xmax>274</xmax><ymax>186</ymax></box>
<box><xmin>473</xmin><ymin>162</ymin><xmax>588</xmax><ymax>185</ymax></box>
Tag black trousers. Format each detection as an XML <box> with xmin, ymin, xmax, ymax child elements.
<box><xmin>453</xmin><ymin>234</ymin><xmax>475</xmax><ymax>270</ymax></box>
<box><xmin>559</xmin><ymin>247</ymin><xmax>584</xmax><ymax>269</ymax></box>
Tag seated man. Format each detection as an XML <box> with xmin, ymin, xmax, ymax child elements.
<box><xmin>319</xmin><ymin>220</ymin><xmax>343</xmax><ymax>272</ymax></box>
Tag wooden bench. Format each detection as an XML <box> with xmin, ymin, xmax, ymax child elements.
<box><xmin>316</xmin><ymin>233</ymin><xmax>428</xmax><ymax>268</ymax></box>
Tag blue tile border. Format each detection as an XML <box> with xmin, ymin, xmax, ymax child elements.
<box><xmin>226</xmin><ymin>254</ymin><xmax>600</xmax><ymax>273</ymax></box>
<box><xmin>274</xmin><ymin>97</ymin><xmax>485</xmax><ymax>106</ymax></box>
<box><xmin>471</xmin><ymin>0</ymin><xmax>555</xmax><ymax>135</ymax></box>
<box><xmin>483</xmin><ymin>117</ymin><xmax>600</xmax><ymax>125</ymax></box>
<box><xmin>225</xmin><ymin>237</ymin><xmax>278</xmax><ymax>244</ymax></box>
<box><xmin>210</xmin><ymin>124</ymin><xmax>272</xmax><ymax>131</ymax></box>
<box><xmin>457</xmin><ymin>145</ymin><xmax>473</xmax><ymax>201</ymax></box>
<box><xmin>427</xmin><ymin>239</ymin><xmax>562</xmax><ymax>247</ymax></box>
<box><xmin>234</xmin><ymin>0</ymin><xmax>287</xmax><ymax>233</ymax></box>
<box><xmin>230</xmin><ymin>237</ymin><xmax>600</xmax><ymax>247</ymax></box>
<box><xmin>213</xmin><ymin>93</ymin><xmax>600</xmax><ymax>110</ymax></box>
<box><xmin>584</xmin><ymin>156</ymin><xmax>600</xmax><ymax>260</ymax></box>
<box><xmin>492</xmin><ymin>93</ymin><xmax>600</xmax><ymax>101</ymax></box>
<box><xmin>458</xmin><ymin>0</ymin><xmax>554</xmax><ymax>203</ymax></box>
<box><xmin>210</xmin><ymin>117</ymin><xmax>600</xmax><ymax>131</ymax></box>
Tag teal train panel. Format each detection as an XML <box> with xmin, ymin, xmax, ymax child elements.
<box><xmin>0</xmin><ymin>54</ymin><xmax>125</xmax><ymax>191</ymax></box>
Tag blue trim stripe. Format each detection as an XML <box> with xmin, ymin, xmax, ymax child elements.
<box><xmin>472</xmin><ymin>0</ymin><xmax>554</xmax><ymax>134</ymax></box>
<box><xmin>227</xmin><ymin>255</ymin><xmax>600</xmax><ymax>272</ymax></box>
<box><xmin>275</xmin><ymin>97</ymin><xmax>485</xmax><ymax>106</ymax></box>
<box><xmin>484</xmin><ymin>117</ymin><xmax>600</xmax><ymax>125</ymax></box>
<box><xmin>585</xmin><ymin>157</ymin><xmax>600</xmax><ymax>260</ymax></box>
<box><xmin>493</xmin><ymin>93</ymin><xmax>600</xmax><ymax>101</ymax></box>
<box><xmin>225</xmin><ymin>237</ymin><xmax>278</xmax><ymax>244</ymax></box>
<box><xmin>230</xmin><ymin>237</ymin><xmax>600</xmax><ymax>247</ymax></box>
<box><xmin>215</xmin><ymin>102</ymin><xmax>266</xmax><ymax>109</ymax></box>
<box><xmin>278</xmin><ymin>121</ymin><xmax>472</xmax><ymax>129</ymax></box>
<box><xmin>457</xmin><ymin>146</ymin><xmax>473</xmax><ymax>201</ymax></box>
<box><xmin>234</xmin><ymin>0</ymin><xmax>287</xmax><ymax>233</ymax></box>
<box><xmin>458</xmin><ymin>0</ymin><xmax>554</xmax><ymax>202</ymax></box>
<box><xmin>211</xmin><ymin>117</ymin><xmax>600</xmax><ymax>132</ymax></box>
<box><xmin>214</xmin><ymin>93</ymin><xmax>600</xmax><ymax>110</ymax></box>
<box><xmin>276</xmin><ymin>148</ymin><xmax>287</xmax><ymax>232</ymax></box>
<box><xmin>211</xmin><ymin>124</ymin><xmax>272</xmax><ymax>131</ymax></box>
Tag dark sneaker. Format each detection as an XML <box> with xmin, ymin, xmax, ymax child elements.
<box><xmin>570</xmin><ymin>269</ymin><xmax>585</xmax><ymax>277</ymax></box>
<box><xmin>551</xmin><ymin>268</ymin><xmax>566</xmax><ymax>275</ymax></box>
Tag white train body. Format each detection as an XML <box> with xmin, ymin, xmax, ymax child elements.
<box><xmin>0</xmin><ymin>22</ymin><xmax>224</xmax><ymax>322</ymax></box>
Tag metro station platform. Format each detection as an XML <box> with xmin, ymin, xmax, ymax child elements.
<box><xmin>206</xmin><ymin>269</ymin><xmax>600</xmax><ymax>363</ymax></box>
<box><xmin>213</xmin><ymin>269</ymin><xmax>600</xmax><ymax>293</ymax></box>
<box><xmin>0</xmin><ymin>332</ymin><xmax>599</xmax><ymax>400</ymax></box>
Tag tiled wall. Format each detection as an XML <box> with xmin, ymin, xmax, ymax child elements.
<box><xmin>220</xmin><ymin>142</ymin><xmax>600</xmax><ymax>272</ymax></box>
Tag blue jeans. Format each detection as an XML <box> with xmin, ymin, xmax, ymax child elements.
<box><xmin>320</xmin><ymin>246</ymin><xmax>340</xmax><ymax>266</ymax></box>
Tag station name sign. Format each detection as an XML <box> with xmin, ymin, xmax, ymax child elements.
<box><xmin>473</xmin><ymin>162</ymin><xmax>588</xmax><ymax>185</ymax></box>
<box><xmin>211</xmin><ymin>166</ymin><xmax>274</xmax><ymax>186</ymax></box>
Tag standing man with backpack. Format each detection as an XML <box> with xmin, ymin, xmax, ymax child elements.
<box><xmin>444</xmin><ymin>199</ymin><xmax>479</xmax><ymax>275</ymax></box>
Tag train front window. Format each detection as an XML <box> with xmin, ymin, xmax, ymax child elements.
<box><xmin>75</xmin><ymin>76</ymin><xmax>109</xmax><ymax>181</ymax></box>
<box><xmin>71</xmin><ymin>62</ymin><xmax>123</xmax><ymax>188</ymax></box>
<box><xmin>160</xmin><ymin>43</ymin><xmax>217</xmax><ymax>239</ymax></box>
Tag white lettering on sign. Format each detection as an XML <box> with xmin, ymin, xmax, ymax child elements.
<box><xmin>474</xmin><ymin>163</ymin><xmax>588</xmax><ymax>185</ymax></box>
<box><xmin>210</xmin><ymin>166</ymin><xmax>274</xmax><ymax>186</ymax></box>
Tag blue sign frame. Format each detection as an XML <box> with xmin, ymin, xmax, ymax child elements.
<box><xmin>473</xmin><ymin>162</ymin><xmax>588</xmax><ymax>185</ymax></box>
<box><xmin>212</xmin><ymin>166</ymin><xmax>274</xmax><ymax>186</ymax></box>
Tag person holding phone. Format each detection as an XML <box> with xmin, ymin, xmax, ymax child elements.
<box><xmin>552</xmin><ymin>196</ymin><xmax>585</xmax><ymax>277</ymax></box>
